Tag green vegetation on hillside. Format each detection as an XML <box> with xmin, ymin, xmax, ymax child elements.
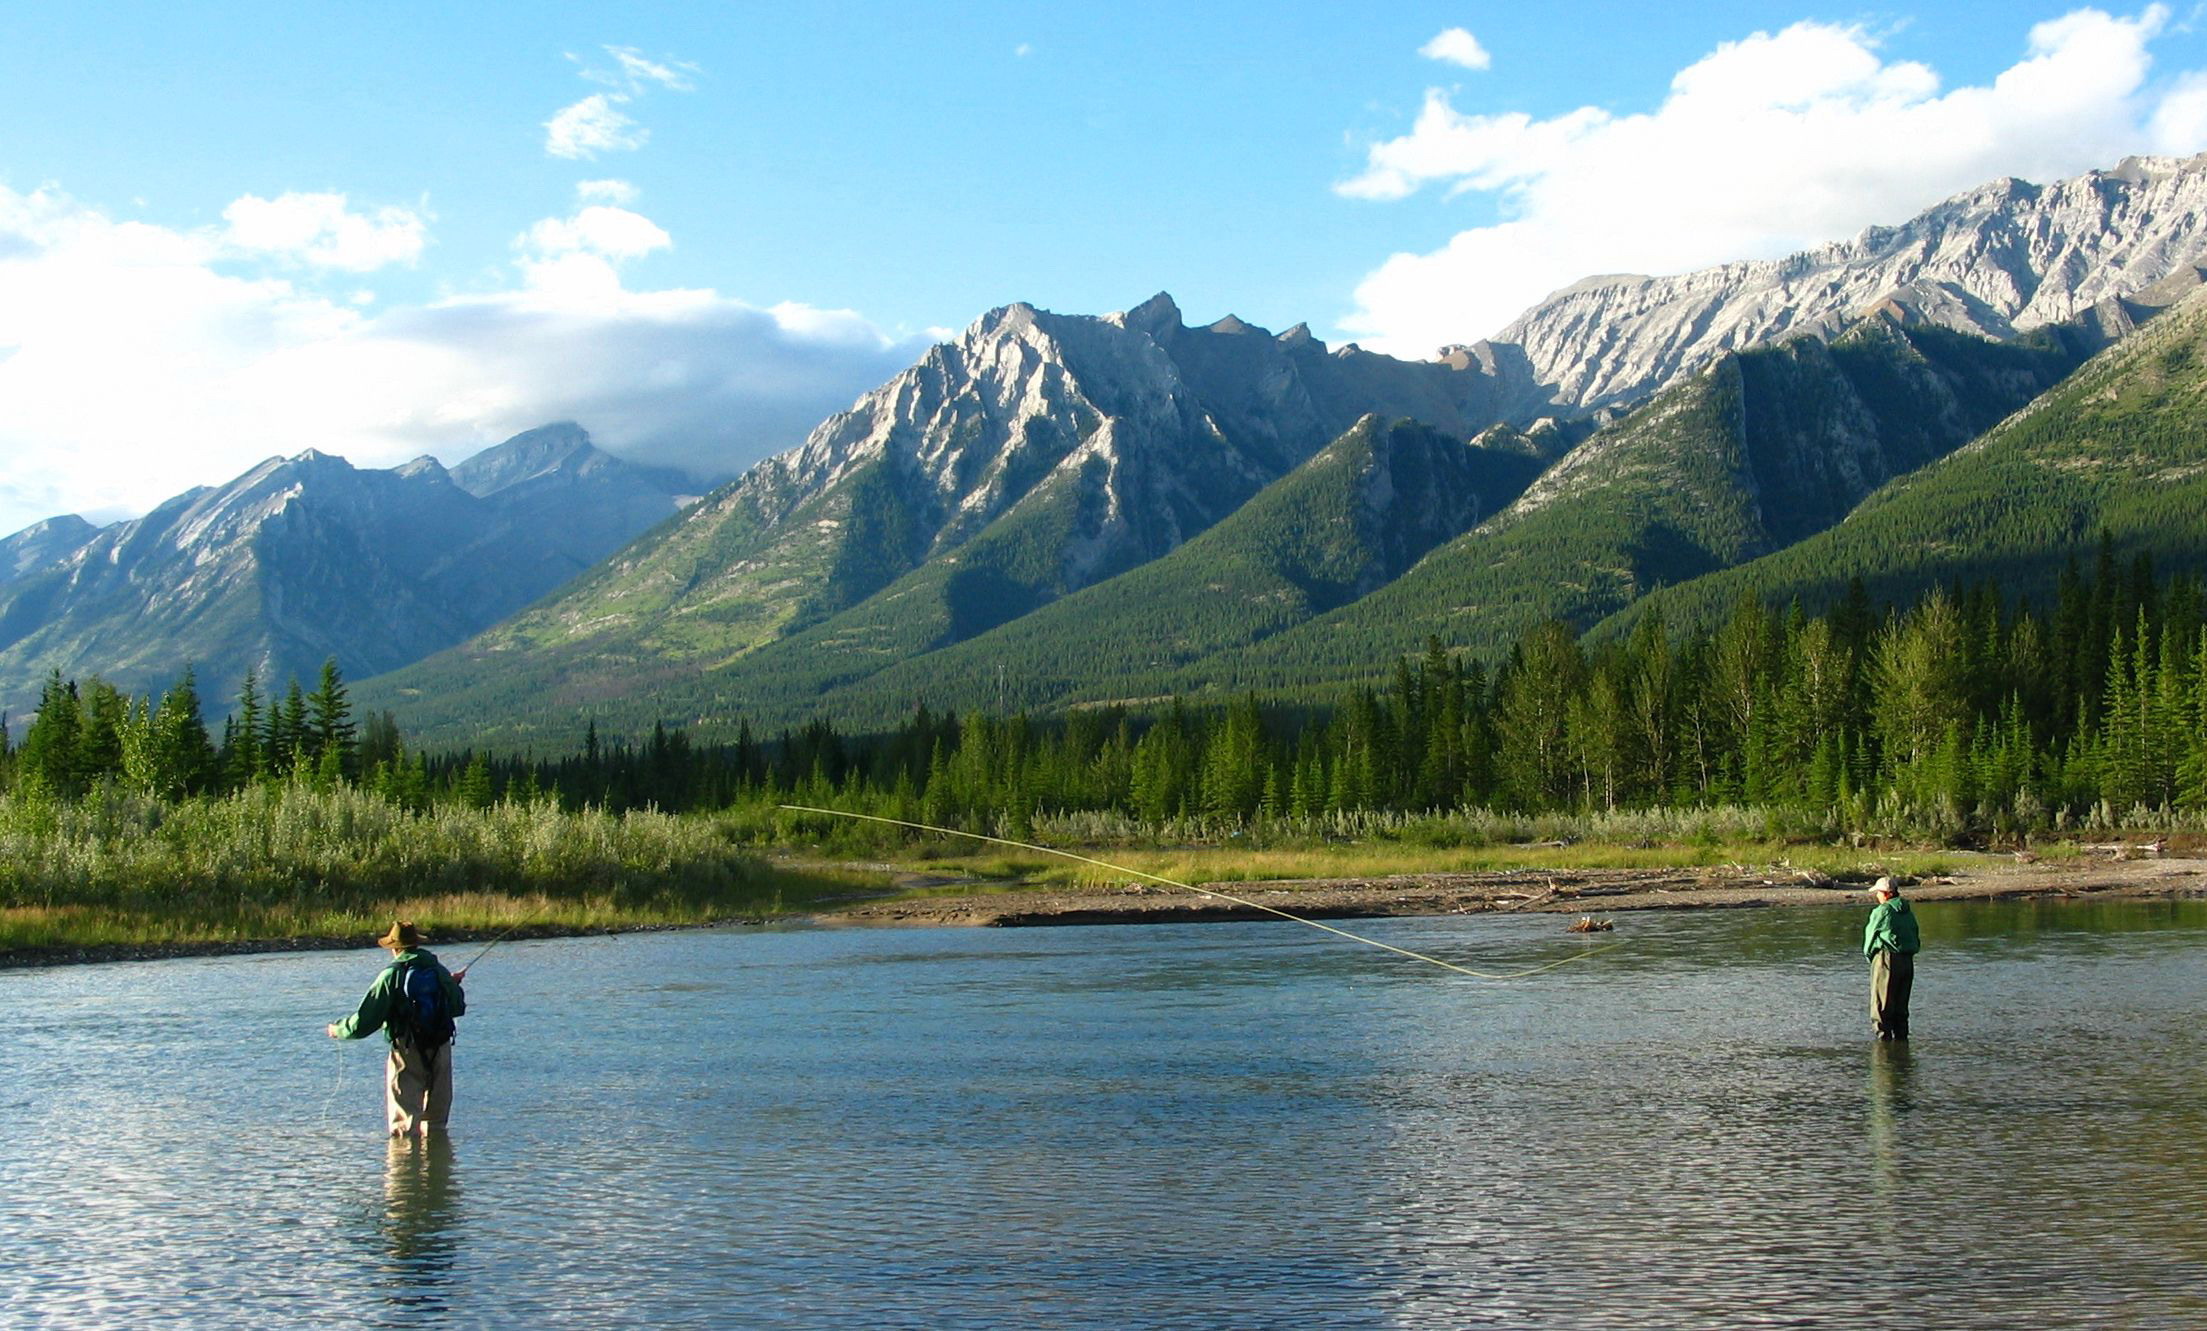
<box><xmin>1606</xmin><ymin>294</ymin><xmax>2207</xmax><ymax>636</ymax></box>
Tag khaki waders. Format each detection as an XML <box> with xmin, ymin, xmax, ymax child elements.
<box><xmin>1870</xmin><ymin>949</ymin><xmax>1914</xmax><ymax>1040</ymax></box>
<box><xmin>387</xmin><ymin>1037</ymin><xmax>453</xmax><ymax>1136</ymax></box>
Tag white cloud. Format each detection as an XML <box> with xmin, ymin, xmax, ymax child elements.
<box><xmin>0</xmin><ymin>184</ymin><xmax>929</xmax><ymax>536</ymax></box>
<box><xmin>2148</xmin><ymin>68</ymin><xmax>2207</xmax><ymax>147</ymax></box>
<box><xmin>1419</xmin><ymin>27</ymin><xmax>1491</xmax><ymax>71</ymax></box>
<box><xmin>603</xmin><ymin>46</ymin><xmax>697</xmax><ymax>92</ymax></box>
<box><xmin>221</xmin><ymin>192</ymin><xmax>428</xmax><ymax>271</ymax></box>
<box><xmin>579</xmin><ymin>45</ymin><xmax>698</xmax><ymax>93</ymax></box>
<box><xmin>522</xmin><ymin>204</ymin><xmax>672</xmax><ymax>262</ymax></box>
<box><xmin>545</xmin><ymin>93</ymin><xmax>646</xmax><ymax>159</ymax></box>
<box><xmin>548</xmin><ymin>46</ymin><xmax>698</xmax><ymax>159</ymax></box>
<box><xmin>512</xmin><ymin>202</ymin><xmax>675</xmax><ymax>307</ymax></box>
<box><xmin>1339</xmin><ymin>5</ymin><xmax>2193</xmax><ymax>355</ymax></box>
<box><xmin>576</xmin><ymin>178</ymin><xmax>640</xmax><ymax>205</ymax></box>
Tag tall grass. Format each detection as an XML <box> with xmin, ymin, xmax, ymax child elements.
<box><xmin>0</xmin><ymin>782</ymin><xmax>858</xmax><ymax>953</ymax></box>
<box><xmin>771</xmin><ymin>801</ymin><xmax>1971</xmax><ymax>890</ymax></box>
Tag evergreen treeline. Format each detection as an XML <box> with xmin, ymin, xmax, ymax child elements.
<box><xmin>436</xmin><ymin>555</ymin><xmax>2207</xmax><ymax>840</ymax></box>
<box><xmin>5</xmin><ymin>555</ymin><xmax>2204</xmax><ymax>842</ymax></box>
<box><xmin>1</xmin><ymin>658</ymin><xmax>413</xmax><ymax>803</ymax></box>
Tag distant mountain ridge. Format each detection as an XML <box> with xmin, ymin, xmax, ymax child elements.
<box><xmin>1600</xmin><ymin>281</ymin><xmax>2207</xmax><ymax>639</ymax></box>
<box><xmin>362</xmin><ymin>293</ymin><xmax>1562</xmax><ymax>739</ymax></box>
<box><xmin>363</xmin><ymin>153</ymin><xmax>2207</xmax><ymax>743</ymax></box>
<box><xmin>0</xmin><ymin>425</ymin><xmax>694</xmax><ymax>720</ymax></box>
<box><xmin>1480</xmin><ymin>153</ymin><xmax>2207</xmax><ymax>413</ymax></box>
<box><xmin>21</xmin><ymin>152</ymin><xmax>2207</xmax><ymax>744</ymax></box>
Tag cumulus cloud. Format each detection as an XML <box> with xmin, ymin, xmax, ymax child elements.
<box><xmin>1339</xmin><ymin>5</ymin><xmax>2201</xmax><ymax>355</ymax></box>
<box><xmin>0</xmin><ymin>184</ymin><xmax>929</xmax><ymax>536</ymax></box>
<box><xmin>575</xmin><ymin>178</ymin><xmax>640</xmax><ymax>205</ymax></box>
<box><xmin>511</xmin><ymin>201</ymin><xmax>675</xmax><ymax>307</ymax></box>
<box><xmin>545</xmin><ymin>93</ymin><xmax>646</xmax><ymax>159</ymax></box>
<box><xmin>2148</xmin><ymin>68</ymin><xmax>2207</xmax><ymax>148</ymax></box>
<box><xmin>1419</xmin><ymin>27</ymin><xmax>1491</xmax><ymax>71</ymax></box>
<box><xmin>221</xmin><ymin>191</ymin><xmax>428</xmax><ymax>271</ymax></box>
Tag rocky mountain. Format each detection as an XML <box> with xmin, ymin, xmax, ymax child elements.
<box><xmin>1600</xmin><ymin>281</ymin><xmax>2207</xmax><ymax>639</ymax></box>
<box><xmin>1149</xmin><ymin>315</ymin><xmax>2092</xmax><ymax>701</ymax></box>
<box><xmin>711</xmin><ymin>414</ymin><xmax>1553</xmax><ymax>727</ymax></box>
<box><xmin>361</xmin><ymin>295</ymin><xmax>1558</xmax><ymax>742</ymax></box>
<box><xmin>0</xmin><ymin>516</ymin><xmax>98</xmax><ymax>587</ymax></box>
<box><xmin>1481</xmin><ymin>152</ymin><xmax>2207</xmax><ymax>413</ymax></box>
<box><xmin>363</xmin><ymin>155</ymin><xmax>2207</xmax><ymax>744</ymax></box>
<box><xmin>0</xmin><ymin>426</ymin><xmax>694</xmax><ymax>721</ymax></box>
<box><xmin>755</xmin><ymin>313</ymin><xmax>2084</xmax><ymax>722</ymax></box>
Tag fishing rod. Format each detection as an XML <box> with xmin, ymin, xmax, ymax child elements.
<box><xmin>451</xmin><ymin>897</ymin><xmax>562</xmax><ymax>979</ymax></box>
<box><xmin>778</xmin><ymin>804</ymin><xmax>1626</xmax><ymax>980</ymax></box>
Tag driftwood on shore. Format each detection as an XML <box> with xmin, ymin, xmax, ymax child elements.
<box><xmin>2079</xmin><ymin>839</ymin><xmax>2169</xmax><ymax>858</ymax></box>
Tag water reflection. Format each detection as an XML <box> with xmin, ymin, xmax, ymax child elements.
<box><xmin>1866</xmin><ymin>1040</ymin><xmax>1915</xmax><ymax>1239</ymax></box>
<box><xmin>6</xmin><ymin>902</ymin><xmax>2207</xmax><ymax>1328</ymax></box>
<box><xmin>378</xmin><ymin>1135</ymin><xmax>462</xmax><ymax>1312</ymax></box>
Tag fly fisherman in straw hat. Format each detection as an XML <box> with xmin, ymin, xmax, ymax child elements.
<box><xmin>327</xmin><ymin>921</ymin><xmax>468</xmax><ymax>1137</ymax></box>
<box><xmin>1862</xmin><ymin>878</ymin><xmax>1920</xmax><ymax>1041</ymax></box>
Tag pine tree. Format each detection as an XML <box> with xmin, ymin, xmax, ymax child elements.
<box><xmin>456</xmin><ymin>754</ymin><xmax>495</xmax><ymax>809</ymax></box>
<box><xmin>1495</xmin><ymin>622</ymin><xmax>1585</xmax><ymax>810</ymax></box>
<box><xmin>271</xmin><ymin>681</ymin><xmax>308</xmax><ymax>775</ymax></box>
<box><xmin>147</xmin><ymin>668</ymin><xmax>218</xmax><ymax>799</ymax></box>
<box><xmin>18</xmin><ymin>672</ymin><xmax>85</xmax><ymax>797</ymax></box>
<box><xmin>230</xmin><ymin>667</ymin><xmax>265</xmax><ymax>787</ymax></box>
<box><xmin>307</xmin><ymin>658</ymin><xmax>357</xmax><ymax>782</ymax></box>
<box><xmin>1872</xmin><ymin>590</ymin><xmax>1971</xmax><ymax>793</ymax></box>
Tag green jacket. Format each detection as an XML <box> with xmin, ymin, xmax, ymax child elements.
<box><xmin>1863</xmin><ymin>898</ymin><xmax>1921</xmax><ymax>957</ymax></box>
<box><xmin>332</xmin><ymin>947</ymin><xmax>466</xmax><ymax>1043</ymax></box>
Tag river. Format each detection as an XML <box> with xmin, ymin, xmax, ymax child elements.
<box><xmin>3</xmin><ymin>899</ymin><xmax>2204</xmax><ymax>1328</ymax></box>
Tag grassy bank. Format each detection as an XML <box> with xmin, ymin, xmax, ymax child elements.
<box><xmin>7</xmin><ymin>784</ymin><xmax>2182</xmax><ymax>961</ymax></box>
<box><xmin>0</xmin><ymin>783</ymin><xmax>872</xmax><ymax>958</ymax></box>
<box><xmin>764</xmin><ymin>803</ymin><xmax>2004</xmax><ymax>891</ymax></box>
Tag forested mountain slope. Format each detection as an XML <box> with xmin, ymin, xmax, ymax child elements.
<box><xmin>753</xmin><ymin>416</ymin><xmax>1552</xmax><ymax>725</ymax></box>
<box><xmin>361</xmin><ymin>297</ymin><xmax>1549</xmax><ymax>742</ymax></box>
<box><xmin>362</xmin><ymin>155</ymin><xmax>2207</xmax><ymax>745</ymax></box>
<box><xmin>1601</xmin><ymin>284</ymin><xmax>2207</xmax><ymax>638</ymax></box>
<box><xmin>1138</xmin><ymin>318</ymin><xmax>2089</xmax><ymax>702</ymax></box>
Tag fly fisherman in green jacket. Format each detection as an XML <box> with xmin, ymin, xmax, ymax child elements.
<box><xmin>327</xmin><ymin>921</ymin><xmax>468</xmax><ymax>1137</ymax></box>
<box><xmin>1862</xmin><ymin>878</ymin><xmax>1921</xmax><ymax>1041</ymax></box>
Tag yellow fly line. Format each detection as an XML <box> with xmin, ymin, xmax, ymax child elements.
<box><xmin>778</xmin><ymin>804</ymin><xmax>1626</xmax><ymax>981</ymax></box>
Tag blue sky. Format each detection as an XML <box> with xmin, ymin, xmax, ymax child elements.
<box><xmin>4</xmin><ymin>2</ymin><xmax>2206</xmax><ymax>535</ymax></box>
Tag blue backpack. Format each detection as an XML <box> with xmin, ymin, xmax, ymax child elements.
<box><xmin>389</xmin><ymin>960</ymin><xmax>457</xmax><ymax>1049</ymax></box>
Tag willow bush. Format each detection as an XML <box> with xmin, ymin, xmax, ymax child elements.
<box><xmin>0</xmin><ymin>779</ymin><xmax>780</xmax><ymax>919</ymax></box>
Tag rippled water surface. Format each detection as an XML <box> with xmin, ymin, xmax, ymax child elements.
<box><xmin>5</xmin><ymin>899</ymin><xmax>2207</xmax><ymax>1328</ymax></box>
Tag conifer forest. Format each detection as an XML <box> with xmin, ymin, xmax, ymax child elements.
<box><xmin>7</xmin><ymin>554</ymin><xmax>2206</xmax><ymax>848</ymax></box>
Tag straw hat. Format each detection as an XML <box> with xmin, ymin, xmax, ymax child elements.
<box><xmin>377</xmin><ymin>920</ymin><xmax>425</xmax><ymax>950</ymax></box>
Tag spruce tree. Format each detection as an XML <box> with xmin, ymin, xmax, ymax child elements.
<box><xmin>307</xmin><ymin>657</ymin><xmax>357</xmax><ymax>781</ymax></box>
<box><xmin>230</xmin><ymin>668</ymin><xmax>265</xmax><ymax>787</ymax></box>
<box><xmin>19</xmin><ymin>672</ymin><xmax>84</xmax><ymax>797</ymax></box>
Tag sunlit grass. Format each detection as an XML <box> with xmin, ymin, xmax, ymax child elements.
<box><xmin>0</xmin><ymin>783</ymin><xmax>873</xmax><ymax>956</ymax></box>
<box><xmin>828</xmin><ymin>841</ymin><xmax>1971</xmax><ymax>894</ymax></box>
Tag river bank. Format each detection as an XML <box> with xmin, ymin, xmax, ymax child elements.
<box><xmin>819</xmin><ymin>852</ymin><xmax>2207</xmax><ymax>928</ymax></box>
<box><xmin>7</xmin><ymin>848</ymin><xmax>2198</xmax><ymax>969</ymax></box>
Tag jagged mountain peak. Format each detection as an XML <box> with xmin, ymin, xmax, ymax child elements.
<box><xmin>1114</xmin><ymin>291</ymin><xmax>1184</xmax><ymax>337</ymax></box>
<box><xmin>450</xmin><ymin>421</ymin><xmax>605</xmax><ymax>498</ymax></box>
<box><xmin>1491</xmin><ymin>151</ymin><xmax>2207</xmax><ymax>413</ymax></box>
